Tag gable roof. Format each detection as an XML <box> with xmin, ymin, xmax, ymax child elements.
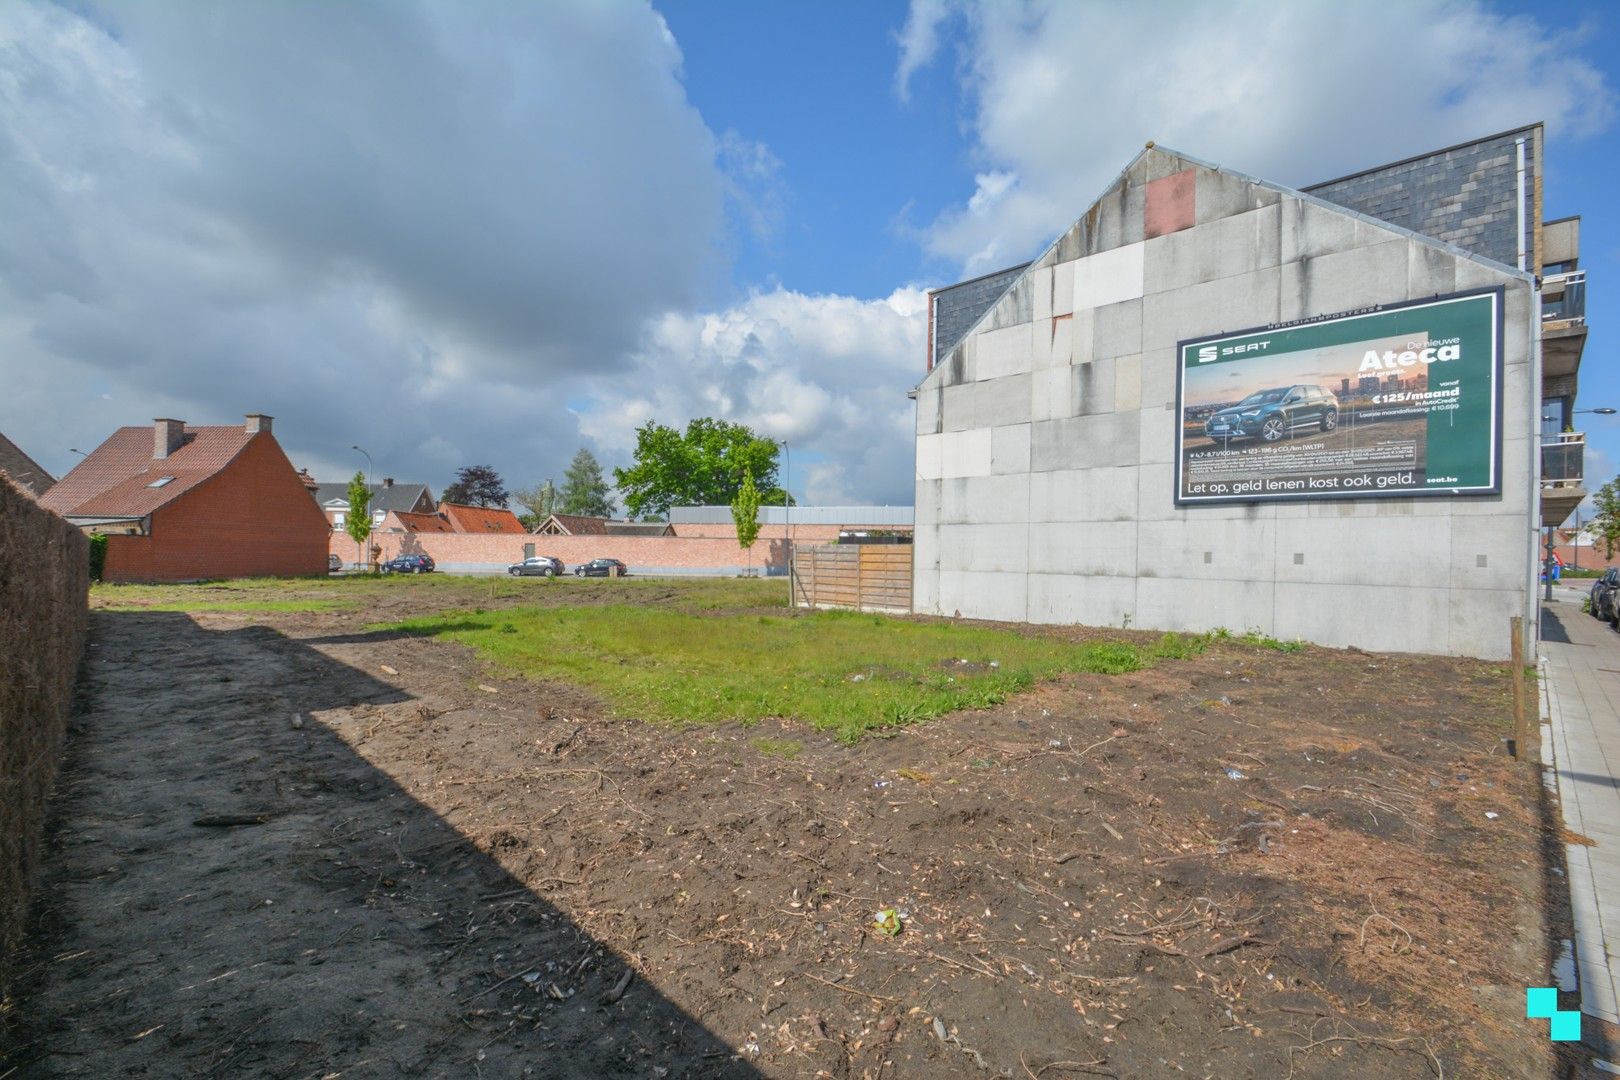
<box><xmin>439</xmin><ymin>502</ymin><xmax>527</xmax><ymax>533</ymax></box>
<box><xmin>0</xmin><ymin>431</ymin><xmax>55</xmax><ymax>498</ymax></box>
<box><xmin>39</xmin><ymin>424</ymin><xmax>254</xmax><ymax>520</ymax></box>
<box><xmin>923</xmin><ymin>138</ymin><xmax>1536</xmax><ymax>388</ymax></box>
<box><xmin>311</xmin><ymin>481</ymin><xmax>433</xmax><ymax>514</ymax></box>
<box><xmin>387</xmin><ymin>509</ymin><xmax>455</xmax><ymax>533</ymax></box>
<box><xmin>537</xmin><ymin>513</ymin><xmax>608</xmax><ymax>535</ymax></box>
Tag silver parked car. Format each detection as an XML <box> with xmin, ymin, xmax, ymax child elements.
<box><xmin>508</xmin><ymin>555</ymin><xmax>564</xmax><ymax>578</ymax></box>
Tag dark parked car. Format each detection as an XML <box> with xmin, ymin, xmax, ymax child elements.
<box><xmin>508</xmin><ymin>555</ymin><xmax>564</xmax><ymax>577</ymax></box>
<box><xmin>1205</xmin><ymin>384</ymin><xmax>1339</xmax><ymax>443</ymax></box>
<box><xmin>1590</xmin><ymin>568</ymin><xmax>1620</xmax><ymax>624</ymax></box>
<box><xmin>382</xmin><ymin>553</ymin><xmax>435</xmax><ymax>574</ymax></box>
<box><xmin>575</xmin><ymin>558</ymin><xmax>628</xmax><ymax>578</ymax></box>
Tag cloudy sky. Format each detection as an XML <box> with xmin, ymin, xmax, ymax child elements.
<box><xmin>2</xmin><ymin>0</ymin><xmax>1616</xmax><ymax>508</ymax></box>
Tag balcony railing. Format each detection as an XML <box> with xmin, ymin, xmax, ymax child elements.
<box><xmin>1543</xmin><ymin>270</ymin><xmax>1586</xmax><ymax>323</ymax></box>
<box><xmin>1542</xmin><ymin>431</ymin><xmax>1585</xmax><ymax>487</ymax></box>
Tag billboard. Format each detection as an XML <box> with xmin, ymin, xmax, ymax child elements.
<box><xmin>1174</xmin><ymin>288</ymin><xmax>1503</xmax><ymax>505</ymax></box>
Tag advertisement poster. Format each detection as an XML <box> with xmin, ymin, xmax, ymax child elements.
<box><xmin>1175</xmin><ymin>288</ymin><xmax>1502</xmax><ymax>505</ymax></box>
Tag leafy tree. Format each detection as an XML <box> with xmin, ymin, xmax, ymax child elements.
<box><xmin>559</xmin><ymin>449</ymin><xmax>615</xmax><ymax>518</ymax></box>
<box><xmin>614</xmin><ymin>418</ymin><xmax>787</xmax><ymax>519</ymax></box>
<box><xmin>1592</xmin><ymin>479</ymin><xmax>1620</xmax><ymax>558</ymax></box>
<box><xmin>442</xmin><ymin>464</ymin><xmax>509</xmax><ymax>508</ymax></box>
<box><xmin>511</xmin><ymin>481</ymin><xmax>557</xmax><ymax>530</ymax></box>
<box><xmin>344</xmin><ymin>471</ymin><xmax>372</xmax><ymax>568</ymax></box>
<box><xmin>731</xmin><ymin>469</ymin><xmax>762</xmax><ymax>575</ymax></box>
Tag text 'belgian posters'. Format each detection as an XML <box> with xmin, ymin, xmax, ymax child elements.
<box><xmin>1174</xmin><ymin>288</ymin><xmax>1503</xmax><ymax>505</ymax></box>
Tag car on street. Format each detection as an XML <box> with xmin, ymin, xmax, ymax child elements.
<box><xmin>575</xmin><ymin>558</ymin><xmax>629</xmax><ymax>578</ymax></box>
<box><xmin>381</xmin><ymin>553</ymin><xmax>435</xmax><ymax>574</ymax></box>
<box><xmin>1204</xmin><ymin>384</ymin><xmax>1339</xmax><ymax>443</ymax></box>
<box><xmin>1590</xmin><ymin>568</ymin><xmax>1620</xmax><ymax>624</ymax></box>
<box><xmin>508</xmin><ymin>555</ymin><xmax>565</xmax><ymax>577</ymax></box>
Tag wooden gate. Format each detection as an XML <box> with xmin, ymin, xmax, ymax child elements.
<box><xmin>792</xmin><ymin>544</ymin><xmax>912</xmax><ymax>613</ymax></box>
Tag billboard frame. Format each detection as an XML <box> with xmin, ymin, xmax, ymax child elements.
<box><xmin>1172</xmin><ymin>286</ymin><xmax>1505</xmax><ymax>508</ymax></box>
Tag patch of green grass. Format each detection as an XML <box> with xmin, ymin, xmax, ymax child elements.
<box><xmin>750</xmin><ymin>737</ymin><xmax>804</xmax><ymax>760</ymax></box>
<box><xmin>1209</xmin><ymin>627</ymin><xmax>1305</xmax><ymax>653</ymax></box>
<box><xmin>379</xmin><ymin>605</ymin><xmax>1203</xmax><ymax>742</ymax></box>
<box><xmin>100</xmin><ymin>599</ymin><xmax>348</xmax><ymax>613</ymax></box>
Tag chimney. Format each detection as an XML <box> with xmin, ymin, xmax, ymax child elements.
<box><xmin>296</xmin><ymin>468</ymin><xmax>319</xmax><ymax>494</ymax></box>
<box><xmin>245</xmin><ymin>413</ymin><xmax>273</xmax><ymax>435</ymax></box>
<box><xmin>153</xmin><ymin>418</ymin><xmax>185</xmax><ymax>459</ymax></box>
<box><xmin>383</xmin><ymin>477</ymin><xmax>394</xmax><ymax>488</ymax></box>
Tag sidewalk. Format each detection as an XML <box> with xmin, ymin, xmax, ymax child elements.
<box><xmin>1541</xmin><ymin>585</ymin><xmax>1620</xmax><ymax>1029</ymax></box>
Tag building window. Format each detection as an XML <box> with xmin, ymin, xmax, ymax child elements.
<box><xmin>334</xmin><ymin>513</ymin><xmax>346</xmax><ymax>527</ymax></box>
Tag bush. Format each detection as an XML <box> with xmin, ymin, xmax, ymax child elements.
<box><xmin>88</xmin><ymin>533</ymin><xmax>107</xmax><ymax>582</ymax></box>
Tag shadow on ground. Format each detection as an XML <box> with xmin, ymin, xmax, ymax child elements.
<box><xmin>1</xmin><ymin>611</ymin><xmax>755</xmax><ymax>1078</ymax></box>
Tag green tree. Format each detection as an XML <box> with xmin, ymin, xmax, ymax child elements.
<box><xmin>731</xmin><ymin>469</ymin><xmax>762</xmax><ymax>576</ymax></box>
<box><xmin>442</xmin><ymin>465</ymin><xmax>509</xmax><ymax>507</ymax></box>
<box><xmin>1592</xmin><ymin>479</ymin><xmax>1620</xmax><ymax>557</ymax></box>
<box><xmin>512</xmin><ymin>481</ymin><xmax>557</xmax><ymax>530</ymax></box>
<box><xmin>614</xmin><ymin>418</ymin><xmax>787</xmax><ymax>519</ymax></box>
<box><xmin>344</xmin><ymin>471</ymin><xmax>372</xmax><ymax>569</ymax></box>
<box><xmin>559</xmin><ymin>449</ymin><xmax>615</xmax><ymax>517</ymax></box>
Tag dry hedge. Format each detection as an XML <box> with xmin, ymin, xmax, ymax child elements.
<box><xmin>0</xmin><ymin>474</ymin><xmax>88</xmax><ymax>994</ymax></box>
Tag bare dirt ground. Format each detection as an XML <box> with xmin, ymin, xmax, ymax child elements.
<box><xmin>2</xmin><ymin>582</ymin><xmax>1572</xmax><ymax>1078</ymax></box>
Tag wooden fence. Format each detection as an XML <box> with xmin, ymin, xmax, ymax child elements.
<box><xmin>792</xmin><ymin>544</ymin><xmax>912</xmax><ymax>613</ymax></box>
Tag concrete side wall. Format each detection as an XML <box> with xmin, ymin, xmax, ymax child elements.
<box><xmin>915</xmin><ymin>150</ymin><xmax>1538</xmax><ymax>658</ymax></box>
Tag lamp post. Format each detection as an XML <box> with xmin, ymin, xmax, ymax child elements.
<box><xmin>780</xmin><ymin>440</ymin><xmax>791</xmax><ymax>607</ymax></box>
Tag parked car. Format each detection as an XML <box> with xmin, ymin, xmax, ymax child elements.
<box><xmin>1590</xmin><ymin>568</ymin><xmax>1620</xmax><ymax>623</ymax></box>
<box><xmin>382</xmin><ymin>553</ymin><xmax>435</xmax><ymax>574</ymax></box>
<box><xmin>328</xmin><ymin>553</ymin><xmax>342</xmax><ymax>573</ymax></box>
<box><xmin>575</xmin><ymin>558</ymin><xmax>629</xmax><ymax>578</ymax></box>
<box><xmin>1205</xmin><ymin>384</ymin><xmax>1339</xmax><ymax>443</ymax></box>
<box><xmin>508</xmin><ymin>555</ymin><xmax>564</xmax><ymax>577</ymax></box>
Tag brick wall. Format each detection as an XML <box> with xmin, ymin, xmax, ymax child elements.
<box><xmin>105</xmin><ymin>434</ymin><xmax>331</xmax><ymax>582</ymax></box>
<box><xmin>336</xmin><ymin>530</ymin><xmax>795</xmax><ymax>576</ymax></box>
<box><xmin>670</xmin><ymin>522</ymin><xmax>843</xmax><ymax>542</ymax></box>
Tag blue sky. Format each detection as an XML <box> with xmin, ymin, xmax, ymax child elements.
<box><xmin>1</xmin><ymin>0</ymin><xmax>1616</xmax><ymax>510</ymax></box>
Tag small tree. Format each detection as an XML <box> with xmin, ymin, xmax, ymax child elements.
<box><xmin>559</xmin><ymin>449</ymin><xmax>615</xmax><ymax>518</ymax></box>
<box><xmin>1592</xmin><ymin>478</ymin><xmax>1620</xmax><ymax>558</ymax></box>
<box><xmin>442</xmin><ymin>465</ymin><xmax>509</xmax><ymax>508</ymax></box>
<box><xmin>345</xmin><ymin>471</ymin><xmax>372</xmax><ymax>570</ymax></box>
<box><xmin>512</xmin><ymin>481</ymin><xmax>557</xmax><ymax>530</ymax></box>
<box><xmin>731</xmin><ymin>469</ymin><xmax>762</xmax><ymax>576</ymax></box>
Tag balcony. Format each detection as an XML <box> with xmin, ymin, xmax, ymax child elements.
<box><xmin>1543</xmin><ymin>270</ymin><xmax>1588</xmax><ymax>379</ymax></box>
<box><xmin>1541</xmin><ymin>431</ymin><xmax>1586</xmax><ymax>527</ymax></box>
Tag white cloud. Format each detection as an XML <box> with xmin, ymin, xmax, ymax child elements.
<box><xmin>577</xmin><ymin>286</ymin><xmax>927</xmax><ymax>505</ymax></box>
<box><xmin>906</xmin><ymin>0</ymin><xmax>1615</xmax><ymax>275</ymax></box>
<box><xmin>894</xmin><ymin>0</ymin><xmax>953</xmax><ymax>103</ymax></box>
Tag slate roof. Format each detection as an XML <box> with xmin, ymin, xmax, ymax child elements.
<box><xmin>312</xmin><ymin>481</ymin><xmax>433</xmax><ymax>514</ymax></box>
<box><xmin>439</xmin><ymin>502</ymin><xmax>527</xmax><ymax>534</ymax></box>
<box><xmin>39</xmin><ymin>425</ymin><xmax>254</xmax><ymax>519</ymax></box>
<box><xmin>0</xmin><ymin>431</ymin><xmax>55</xmax><ymax>498</ymax></box>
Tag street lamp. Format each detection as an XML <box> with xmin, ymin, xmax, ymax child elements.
<box><xmin>779</xmin><ymin>440</ymin><xmax>792</xmax><ymax>606</ymax></box>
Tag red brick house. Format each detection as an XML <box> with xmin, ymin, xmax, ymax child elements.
<box><xmin>39</xmin><ymin>414</ymin><xmax>329</xmax><ymax>582</ymax></box>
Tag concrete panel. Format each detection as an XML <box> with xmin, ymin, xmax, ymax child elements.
<box><xmin>1138</xmin><ymin>576</ymin><xmax>1276</xmax><ymax>636</ymax></box>
<box><xmin>992</xmin><ymin>423</ymin><xmax>1032</xmax><ymax>475</ymax></box>
<box><xmin>915</xmin><ymin>387</ymin><xmax>941</xmax><ymax>436</ymax></box>
<box><xmin>1137</xmin><ymin>518</ymin><xmax>1278</xmax><ymax>582</ymax></box>
<box><xmin>1273</xmin><ymin>582</ymin><xmax>1452</xmax><ymax>654</ymax></box>
<box><xmin>1030</xmin><ymin>265</ymin><xmax>1053</xmax><ymax>323</ymax></box>
<box><xmin>976</xmin><ymin>323</ymin><xmax>1034</xmax><ymax>381</ymax></box>
<box><xmin>1114</xmin><ymin>355</ymin><xmax>1142</xmax><ymax>412</ymax></box>
<box><xmin>915</xmin><ymin>433</ymin><xmax>943</xmax><ymax>481</ymax></box>
<box><xmin>1447</xmin><ymin>514</ymin><xmax>1533</xmax><ymax>592</ymax></box>
<box><xmin>1503</xmin><ymin>282</ymin><xmax>1533</xmax><ymax>366</ymax></box>
<box><xmin>1142</xmin><ymin>267</ymin><xmax>1281</xmax><ymax>352</ymax></box>
<box><xmin>938</xmin><ymin>569</ymin><xmax>1028</xmax><ymax>622</ymax></box>
<box><xmin>938</xmin><ymin>522</ymin><xmax>1030</xmax><ymax>573</ymax></box>
<box><xmin>1135</xmin><ymin>461</ymin><xmax>1177</xmax><ymax>521</ymax></box>
<box><xmin>1032</xmin><ymin>366</ymin><xmax>1070</xmax><ymax>424</ymax></box>
<box><xmin>1279</xmin><ymin>199</ymin><xmax>1359</xmax><ymax>263</ymax></box>
<box><xmin>1052</xmin><ymin>261</ymin><xmax>1075</xmax><ymax>317</ymax></box>
<box><xmin>1027</xmin><ymin>573</ymin><xmax>1136</xmax><ymax>628</ymax></box>
<box><xmin>915</xmin><ymin>479</ymin><xmax>942</xmax><ymax>526</ymax></box>
<box><xmin>975</xmin><ymin>374</ymin><xmax>1033</xmax><ymax>429</ymax></box>
<box><xmin>1144</xmin><ymin>204</ymin><xmax>1281</xmax><ymax>294</ymax></box>
<box><xmin>1029</xmin><ymin>521</ymin><xmax>1136</xmax><ymax>576</ymax></box>
<box><xmin>1073</xmin><ymin>242</ymin><xmax>1146</xmax><ymax>312</ymax></box>
<box><xmin>989</xmin><ymin>275</ymin><xmax>1033</xmax><ymax>329</ymax></box>
<box><xmin>1093</xmin><ymin>299</ymin><xmax>1142</xmax><ymax>361</ymax></box>
<box><xmin>1455</xmin><ymin>258</ymin><xmax>1521</xmax><ymax>291</ymax></box>
<box><xmin>1196</xmin><ymin>168</ymin><xmax>1280</xmax><ymax>225</ymax></box>
<box><xmin>941</xmin><ymin>384</ymin><xmax>975</xmax><ymax>433</ymax></box>
<box><xmin>941</xmin><ymin>474</ymin><xmax>1030</xmax><ymax>525</ymax></box>
<box><xmin>1272</xmin><ymin>516</ymin><xmax>1452</xmax><ymax>587</ymax></box>
<box><xmin>1031</xmin><ymin>411</ymin><xmax>1141</xmax><ymax>472</ymax></box>
<box><xmin>1029</xmin><ymin>466</ymin><xmax>1140</xmax><ymax>524</ymax></box>
<box><xmin>1136</xmin><ymin>404</ymin><xmax>1176</xmax><ymax>465</ymax></box>
<box><xmin>911</xmin><ymin>556</ymin><xmax>941</xmax><ymax>614</ymax></box>
<box><xmin>939</xmin><ymin>428</ymin><xmax>993</xmax><ymax>479</ymax></box>
<box><xmin>1444</xmin><ymin>587</ymin><xmax>1528</xmax><ymax>658</ymax></box>
<box><xmin>1407</xmin><ymin>240</ymin><xmax>1457</xmax><ymax>298</ymax></box>
<box><xmin>1093</xmin><ymin>182</ymin><xmax>1146</xmax><ymax>253</ymax></box>
<box><xmin>1034</xmin><ymin>316</ymin><xmax>1074</xmax><ymax>370</ymax></box>
<box><xmin>1139</xmin><ymin>347</ymin><xmax>1177</xmax><ymax>409</ymax></box>
<box><xmin>1073</xmin><ymin>357</ymin><xmax>1116</xmax><ymax>417</ymax></box>
<box><xmin>1278</xmin><ymin>239</ymin><xmax>1409</xmax><ymax>321</ymax></box>
<box><xmin>1070</xmin><ymin>308</ymin><xmax>1095</xmax><ymax>366</ymax></box>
